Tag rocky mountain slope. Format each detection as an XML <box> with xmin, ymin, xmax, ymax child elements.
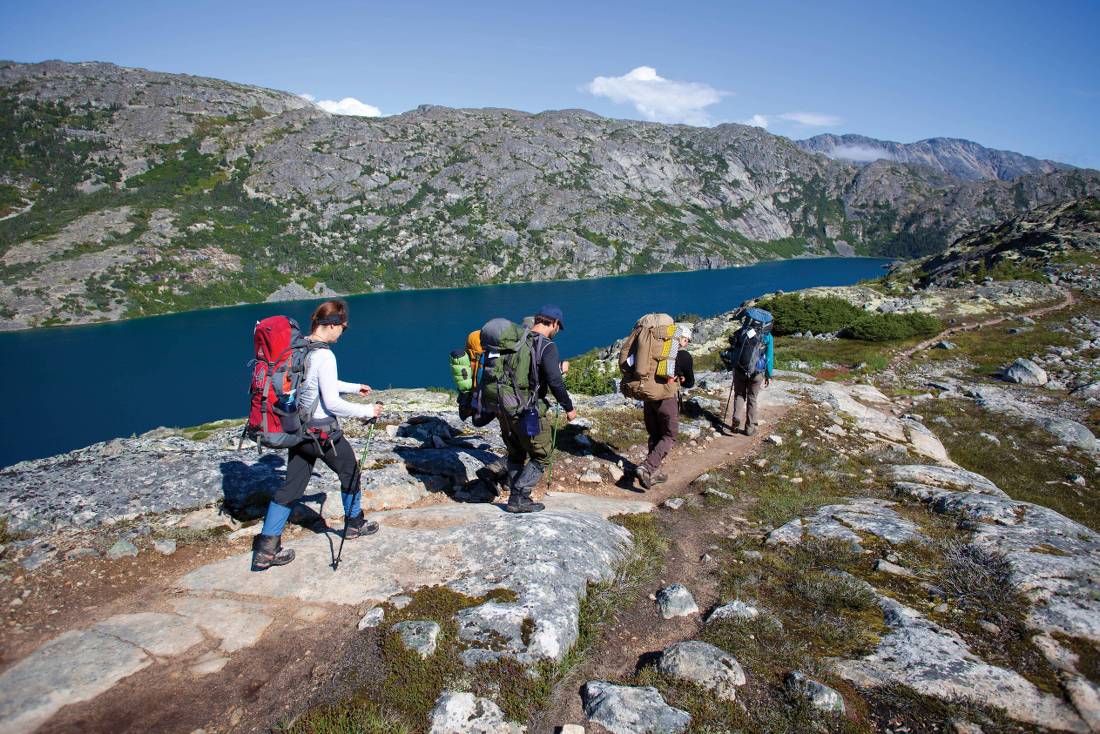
<box><xmin>1</xmin><ymin>60</ymin><xmax>1098</xmax><ymax>330</ymax></box>
<box><xmin>798</xmin><ymin>132</ymin><xmax>1074</xmax><ymax>181</ymax></box>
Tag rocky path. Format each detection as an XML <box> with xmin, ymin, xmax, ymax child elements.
<box><xmin>535</xmin><ymin>405</ymin><xmax>784</xmax><ymax>733</ymax></box>
<box><xmin>890</xmin><ymin>286</ymin><xmax>1075</xmax><ymax>368</ymax></box>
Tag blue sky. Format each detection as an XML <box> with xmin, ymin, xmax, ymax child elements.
<box><xmin>2</xmin><ymin>0</ymin><xmax>1098</xmax><ymax>167</ymax></box>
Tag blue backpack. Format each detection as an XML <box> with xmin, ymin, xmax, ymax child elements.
<box><xmin>727</xmin><ymin>308</ymin><xmax>773</xmax><ymax>376</ymax></box>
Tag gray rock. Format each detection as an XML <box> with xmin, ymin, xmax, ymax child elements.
<box><xmin>19</xmin><ymin>545</ymin><xmax>55</xmax><ymax>571</ymax></box>
<box><xmin>581</xmin><ymin>681</ymin><xmax>691</xmax><ymax>734</ymax></box>
<box><xmin>357</xmin><ymin>607</ymin><xmax>385</xmax><ymax>630</ymax></box>
<box><xmin>707</xmin><ymin>600</ymin><xmax>759</xmax><ymax>623</ymax></box>
<box><xmin>152</xmin><ymin>539</ymin><xmax>177</xmax><ymax>556</ymax></box>
<box><xmin>704</xmin><ymin>488</ymin><xmax>735</xmax><ymax>501</ymax></box>
<box><xmin>658</xmin><ymin>640</ymin><xmax>746</xmax><ymax>701</ymax></box>
<box><xmin>656</xmin><ymin>584</ymin><xmax>699</xmax><ymax>619</ymax></box>
<box><xmin>785</xmin><ymin>672</ymin><xmax>846</xmax><ymax>714</ymax></box>
<box><xmin>390</xmin><ymin>595</ymin><xmax>413</xmax><ymax>609</ymax></box>
<box><xmin>1003</xmin><ymin>358</ymin><xmax>1048</xmax><ymax>386</ymax></box>
<box><xmin>393</xmin><ymin>621</ymin><xmax>441</xmax><ymax>659</ymax></box>
<box><xmin>578</xmin><ymin>470</ymin><xmax>602</xmax><ymax>484</ymax></box>
<box><xmin>874</xmin><ymin>559</ymin><xmax>914</xmax><ymax>577</ymax></box>
<box><xmin>662</xmin><ymin>497</ymin><xmax>685</xmax><ymax>510</ymax></box>
<box><xmin>833</xmin><ymin>597</ymin><xmax>1087</xmax><ymax>732</ymax></box>
<box><xmin>107</xmin><ymin>539</ymin><xmax>139</xmax><ymax>559</ymax></box>
<box><xmin>429</xmin><ymin>691</ymin><xmax>525</xmax><ymax>733</ymax></box>
<box><xmin>934</xmin><ymin>341</ymin><xmax>957</xmax><ymax>350</ymax></box>
<box><xmin>767</xmin><ymin>498</ymin><xmax>924</xmax><ymax>549</ymax></box>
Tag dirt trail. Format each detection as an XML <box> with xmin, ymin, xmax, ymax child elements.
<box><xmin>534</xmin><ymin>402</ymin><xmax>787</xmax><ymax>734</ymax></box>
<box><xmin>890</xmin><ymin>287</ymin><xmax>1075</xmax><ymax>368</ymax></box>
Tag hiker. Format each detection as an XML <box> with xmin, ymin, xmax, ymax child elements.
<box><xmin>251</xmin><ymin>300</ymin><xmax>384</xmax><ymax>571</ymax></box>
<box><xmin>721</xmin><ymin>308</ymin><xmax>774</xmax><ymax>436</ymax></box>
<box><xmin>487</xmin><ymin>305</ymin><xmax>576</xmax><ymax>513</ymax></box>
<box><xmin>634</xmin><ymin>323</ymin><xmax>694</xmax><ymax>489</ymax></box>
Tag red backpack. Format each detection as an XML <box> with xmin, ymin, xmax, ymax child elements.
<box><xmin>243</xmin><ymin>316</ymin><xmax>328</xmax><ymax>450</ymax></box>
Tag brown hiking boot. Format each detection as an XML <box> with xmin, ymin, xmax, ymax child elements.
<box><xmin>718</xmin><ymin>424</ymin><xmax>738</xmax><ymax>437</ymax></box>
<box><xmin>251</xmin><ymin>534</ymin><xmax>294</xmax><ymax>571</ymax></box>
<box><xmin>343</xmin><ymin>512</ymin><xmax>379</xmax><ymax>539</ymax></box>
<box><xmin>744</xmin><ymin>425</ymin><xmax>757</xmax><ymax>436</ymax></box>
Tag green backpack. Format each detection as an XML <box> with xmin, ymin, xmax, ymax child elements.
<box><xmin>477</xmin><ymin>318</ymin><xmax>549</xmax><ymax>418</ymax></box>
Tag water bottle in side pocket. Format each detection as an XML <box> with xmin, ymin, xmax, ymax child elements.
<box><xmin>520</xmin><ymin>406</ymin><xmax>540</xmax><ymax>437</ymax></box>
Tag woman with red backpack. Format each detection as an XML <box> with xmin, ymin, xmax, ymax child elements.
<box><xmin>252</xmin><ymin>299</ymin><xmax>383</xmax><ymax>571</ymax></box>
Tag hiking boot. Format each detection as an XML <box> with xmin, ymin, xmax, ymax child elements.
<box><xmin>343</xmin><ymin>512</ymin><xmax>379</xmax><ymax>540</ymax></box>
<box><xmin>504</xmin><ymin>496</ymin><xmax>545</xmax><ymax>514</ymax></box>
<box><xmin>718</xmin><ymin>424</ymin><xmax>738</xmax><ymax>437</ymax></box>
<box><xmin>636</xmin><ymin>465</ymin><xmax>654</xmax><ymax>490</ymax></box>
<box><xmin>744</xmin><ymin>424</ymin><xmax>757</xmax><ymax>436</ymax></box>
<box><xmin>650</xmin><ymin>470</ymin><xmax>669</xmax><ymax>486</ymax></box>
<box><xmin>251</xmin><ymin>534</ymin><xmax>294</xmax><ymax>571</ymax></box>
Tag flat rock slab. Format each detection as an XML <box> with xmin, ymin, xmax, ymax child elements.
<box><xmin>582</xmin><ymin>681</ymin><xmax>691</xmax><ymax>734</ymax></box>
<box><xmin>91</xmin><ymin>612</ymin><xmax>205</xmax><ymax>657</ymax></box>
<box><xmin>929</xmin><ymin>492</ymin><xmax>1100</xmax><ymax>643</ymax></box>
<box><xmin>884</xmin><ymin>464</ymin><xmax>1006</xmax><ymax>501</ymax></box>
<box><xmin>658</xmin><ymin>640</ymin><xmax>746</xmax><ymax>701</ymax></box>
<box><xmin>0</xmin><ymin>628</ymin><xmax>152</xmax><ymax>734</ymax></box>
<box><xmin>429</xmin><ymin>691</ymin><xmax>526</xmax><ymax>734</ymax></box>
<box><xmin>178</xmin><ymin>496</ymin><xmax>650</xmax><ymax>663</ymax></box>
<box><xmin>767</xmin><ymin>498</ymin><xmax>924</xmax><ymax>549</ymax></box>
<box><xmin>834</xmin><ymin>597</ymin><xmax>1088</xmax><ymax>733</ymax></box>
<box><xmin>965</xmin><ymin>384</ymin><xmax>1097</xmax><ymax>453</ymax></box>
<box><xmin>171</xmin><ymin>597</ymin><xmax>274</xmax><ymax>653</ymax></box>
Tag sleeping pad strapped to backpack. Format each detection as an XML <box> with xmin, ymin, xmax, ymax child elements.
<box><xmin>619</xmin><ymin>313</ymin><xmax>680</xmax><ymax>402</ymax></box>
<box><xmin>722</xmin><ymin>307</ymin><xmax>773</xmax><ymax>376</ymax></box>
<box><xmin>245</xmin><ymin>315</ymin><xmax>328</xmax><ymax>449</ymax></box>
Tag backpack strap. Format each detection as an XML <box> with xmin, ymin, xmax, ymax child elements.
<box><xmin>297</xmin><ymin>340</ymin><xmax>332</xmax><ymax>425</ymax></box>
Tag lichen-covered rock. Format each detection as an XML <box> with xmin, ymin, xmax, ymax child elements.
<box><xmin>707</xmin><ymin>600</ymin><xmax>760</xmax><ymax>623</ymax></box>
<box><xmin>766</xmin><ymin>498</ymin><xmax>924</xmax><ymax>549</ymax></box>
<box><xmin>785</xmin><ymin>671</ymin><xmax>846</xmax><ymax>714</ymax></box>
<box><xmin>582</xmin><ymin>681</ymin><xmax>691</xmax><ymax>734</ymax></box>
<box><xmin>393</xmin><ymin>621</ymin><xmax>440</xmax><ymax>658</ymax></box>
<box><xmin>656</xmin><ymin>584</ymin><xmax>699</xmax><ymax>619</ymax></box>
<box><xmin>428</xmin><ymin>691</ymin><xmax>526</xmax><ymax>733</ymax></box>
<box><xmin>884</xmin><ymin>464</ymin><xmax>1006</xmax><ymax>501</ymax></box>
<box><xmin>833</xmin><ymin>597</ymin><xmax>1088</xmax><ymax>732</ymax></box>
<box><xmin>1003</xmin><ymin>357</ymin><xmax>1049</xmax><ymax>386</ymax></box>
<box><xmin>657</xmin><ymin>640</ymin><xmax>746</xmax><ymax>701</ymax></box>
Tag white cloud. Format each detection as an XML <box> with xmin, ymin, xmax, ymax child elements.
<box><xmin>826</xmin><ymin>144</ymin><xmax>895</xmax><ymax>163</ymax></box>
<box><xmin>299</xmin><ymin>93</ymin><xmax>382</xmax><ymax>117</ymax></box>
<box><xmin>585</xmin><ymin>66</ymin><xmax>728</xmax><ymax>126</ymax></box>
<box><xmin>779</xmin><ymin>111</ymin><xmax>842</xmax><ymax>127</ymax></box>
<box><xmin>743</xmin><ymin>114</ymin><xmax>770</xmax><ymax>128</ymax></box>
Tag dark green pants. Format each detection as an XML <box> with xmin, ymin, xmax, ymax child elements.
<box><xmin>499</xmin><ymin>406</ymin><xmax>555</xmax><ymax>470</ymax></box>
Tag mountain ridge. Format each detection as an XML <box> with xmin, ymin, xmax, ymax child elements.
<box><xmin>1</xmin><ymin>60</ymin><xmax>1098</xmax><ymax>330</ymax></box>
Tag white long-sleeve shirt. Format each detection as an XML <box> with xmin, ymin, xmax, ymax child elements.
<box><xmin>298</xmin><ymin>347</ymin><xmax>376</xmax><ymax>421</ymax></box>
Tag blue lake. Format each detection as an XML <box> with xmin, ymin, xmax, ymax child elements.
<box><xmin>0</xmin><ymin>257</ymin><xmax>891</xmax><ymax>467</ymax></box>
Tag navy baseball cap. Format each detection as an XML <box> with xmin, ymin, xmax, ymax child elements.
<box><xmin>536</xmin><ymin>304</ymin><xmax>565</xmax><ymax>329</ymax></box>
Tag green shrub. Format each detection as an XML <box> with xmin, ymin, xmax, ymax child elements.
<box><xmin>756</xmin><ymin>294</ymin><xmax>863</xmax><ymax>336</ymax></box>
<box><xmin>564</xmin><ymin>349</ymin><xmax>616</xmax><ymax>395</ymax></box>
<box><xmin>843</xmin><ymin>312</ymin><xmax>941</xmax><ymax>341</ymax></box>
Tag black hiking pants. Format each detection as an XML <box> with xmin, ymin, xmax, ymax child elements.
<box><xmin>273</xmin><ymin>434</ymin><xmax>361</xmax><ymax>506</ymax></box>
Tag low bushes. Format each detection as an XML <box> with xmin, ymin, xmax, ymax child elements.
<box><xmin>757</xmin><ymin>294</ymin><xmax>941</xmax><ymax>342</ymax></box>
<box><xmin>563</xmin><ymin>349</ymin><xmax>617</xmax><ymax>396</ymax></box>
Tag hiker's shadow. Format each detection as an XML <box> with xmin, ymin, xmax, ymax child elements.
<box><xmin>555</xmin><ymin>423</ymin><xmax>645</xmax><ymax>493</ymax></box>
<box><xmin>218</xmin><ymin>456</ymin><xmax>333</xmax><ymax>533</ymax></box>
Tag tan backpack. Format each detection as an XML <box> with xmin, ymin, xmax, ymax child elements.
<box><xmin>619</xmin><ymin>313</ymin><xmax>680</xmax><ymax>401</ymax></box>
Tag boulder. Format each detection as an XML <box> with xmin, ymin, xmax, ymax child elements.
<box><xmin>1002</xmin><ymin>358</ymin><xmax>1048</xmax><ymax>386</ymax></box>
<box><xmin>656</xmin><ymin>584</ymin><xmax>699</xmax><ymax>619</ymax></box>
<box><xmin>657</xmin><ymin>640</ymin><xmax>746</xmax><ymax>701</ymax></box>
<box><xmin>393</xmin><ymin>621</ymin><xmax>441</xmax><ymax>659</ymax></box>
<box><xmin>581</xmin><ymin>681</ymin><xmax>691</xmax><ymax>734</ymax></box>
<box><xmin>428</xmin><ymin>691</ymin><xmax>525</xmax><ymax>734</ymax></box>
<box><xmin>107</xmin><ymin>539</ymin><xmax>139</xmax><ymax>559</ymax></box>
<box><xmin>357</xmin><ymin>607</ymin><xmax>384</xmax><ymax>630</ymax></box>
<box><xmin>767</xmin><ymin>498</ymin><xmax>924</xmax><ymax>549</ymax></box>
<box><xmin>707</xmin><ymin>600</ymin><xmax>759</xmax><ymax>623</ymax></box>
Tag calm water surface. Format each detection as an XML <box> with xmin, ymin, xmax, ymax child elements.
<box><xmin>0</xmin><ymin>258</ymin><xmax>890</xmax><ymax>466</ymax></box>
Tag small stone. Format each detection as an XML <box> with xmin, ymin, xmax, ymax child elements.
<box><xmin>390</xmin><ymin>595</ymin><xmax>413</xmax><ymax>609</ymax></box>
<box><xmin>559</xmin><ymin>725</ymin><xmax>584</xmax><ymax>734</ymax></box>
<box><xmin>607</xmin><ymin>464</ymin><xmax>624</xmax><ymax>482</ymax></box>
<box><xmin>691</xmin><ymin>473</ymin><xmax>711</xmax><ymax>485</ymax></box>
<box><xmin>662</xmin><ymin>497</ymin><xmax>685</xmax><ymax>510</ymax></box>
<box><xmin>1071</xmin><ymin>474</ymin><xmax>1087</xmax><ymax>486</ymax></box>
<box><xmin>934</xmin><ymin>603</ymin><xmax>949</xmax><ymax>614</ymax></box>
<box><xmin>766</xmin><ymin>435</ymin><xmax>783</xmax><ymax>446</ymax></box>
<box><xmin>656</xmin><ymin>584</ymin><xmax>699</xmax><ymax>619</ymax></box>
<box><xmin>704</xmin><ymin>488</ymin><xmax>735</xmax><ymax>501</ymax></box>
<box><xmin>700</xmin><ymin>553</ymin><xmax>714</xmax><ymax>563</ymax></box>
<box><xmin>875</xmin><ymin>559</ymin><xmax>914</xmax><ymax>578</ymax></box>
<box><xmin>978</xmin><ymin>432</ymin><xmax>1001</xmax><ymax>444</ymax></box>
<box><xmin>107</xmin><ymin>540</ymin><xmax>139</xmax><ymax>559</ymax></box>
<box><xmin>393</xmin><ymin>620</ymin><xmax>440</xmax><ymax>658</ymax></box>
<box><xmin>951</xmin><ymin>720</ymin><xmax>985</xmax><ymax>734</ymax></box>
<box><xmin>740</xmin><ymin>550</ymin><xmax>763</xmax><ymax>561</ymax></box>
<box><xmin>578</xmin><ymin>470</ymin><xmax>602</xmax><ymax>484</ymax></box>
<box><xmin>785</xmin><ymin>671</ymin><xmax>846</xmax><ymax>714</ymax></box>
<box><xmin>978</xmin><ymin>620</ymin><xmax>1002</xmax><ymax>636</ymax></box>
<box><xmin>753</xmin><ymin>458</ymin><xmax>768</xmax><ymax>469</ymax></box>
<box><xmin>358</xmin><ymin>607</ymin><xmax>385</xmax><ymax>630</ymax></box>
<box><xmin>933</xmin><ymin>341</ymin><xmax>957</xmax><ymax>350</ymax></box>
<box><xmin>152</xmin><ymin>539</ymin><xmax>177</xmax><ymax>556</ymax></box>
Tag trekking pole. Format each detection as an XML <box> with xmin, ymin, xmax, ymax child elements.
<box><xmin>546</xmin><ymin>406</ymin><xmax>561</xmax><ymax>491</ymax></box>
<box><xmin>335</xmin><ymin>414</ymin><xmax>379</xmax><ymax>572</ymax></box>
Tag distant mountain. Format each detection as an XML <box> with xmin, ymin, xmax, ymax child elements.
<box><xmin>797</xmin><ymin>133</ymin><xmax>1073</xmax><ymax>182</ymax></box>
<box><xmin>1</xmin><ymin>60</ymin><xmax>1098</xmax><ymax>330</ymax></box>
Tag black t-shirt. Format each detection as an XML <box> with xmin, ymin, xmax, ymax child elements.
<box><xmin>675</xmin><ymin>350</ymin><xmax>695</xmax><ymax>389</ymax></box>
<box><xmin>534</xmin><ymin>339</ymin><xmax>574</xmax><ymax>412</ymax></box>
